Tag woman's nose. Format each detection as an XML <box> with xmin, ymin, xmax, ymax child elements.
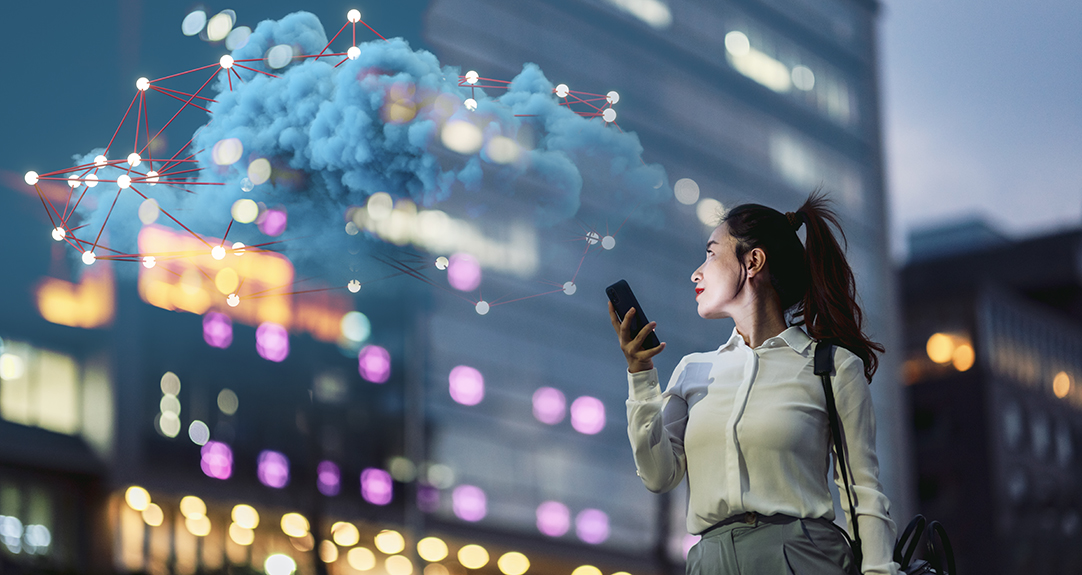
<box><xmin>691</xmin><ymin>265</ymin><xmax>703</xmax><ymax>283</ymax></box>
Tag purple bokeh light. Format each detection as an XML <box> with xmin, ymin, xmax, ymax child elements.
<box><xmin>258</xmin><ymin>208</ymin><xmax>287</xmax><ymax>236</ymax></box>
<box><xmin>256</xmin><ymin>322</ymin><xmax>289</xmax><ymax>362</ymax></box>
<box><xmin>200</xmin><ymin>441</ymin><xmax>233</xmax><ymax>480</ymax></box>
<box><xmin>452</xmin><ymin>485</ymin><xmax>487</xmax><ymax>522</ymax></box>
<box><xmin>361</xmin><ymin>468</ymin><xmax>393</xmax><ymax>506</ymax></box>
<box><xmin>570</xmin><ymin>396</ymin><xmax>606</xmax><ymax>435</ymax></box>
<box><xmin>417</xmin><ymin>485</ymin><xmax>440</xmax><ymax>513</ymax></box>
<box><xmin>532</xmin><ymin>387</ymin><xmax>566</xmax><ymax>424</ymax></box>
<box><xmin>447</xmin><ymin>253</ymin><xmax>481</xmax><ymax>292</ymax></box>
<box><xmin>317</xmin><ymin>460</ymin><xmax>340</xmax><ymax>496</ymax></box>
<box><xmin>257</xmin><ymin>450</ymin><xmax>290</xmax><ymax>488</ymax></box>
<box><xmin>575</xmin><ymin>508</ymin><xmax>610</xmax><ymax>544</ymax></box>
<box><xmin>536</xmin><ymin>501</ymin><xmax>570</xmax><ymax>537</ymax></box>
<box><xmin>203</xmin><ymin>312</ymin><xmax>233</xmax><ymax>349</ymax></box>
<box><xmin>358</xmin><ymin>345</ymin><xmax>391</xmax><ymax>383</ymax></box>
<box><xmin>448</xmin><ymin>365</ymin><xmax>484</xmax><ymax>406</ymax></box>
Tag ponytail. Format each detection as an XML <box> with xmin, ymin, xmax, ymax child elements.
<box><xmin>722</xmin><ymin>189</ymin><xmax>883</xmax><ymax>382</ymax></box>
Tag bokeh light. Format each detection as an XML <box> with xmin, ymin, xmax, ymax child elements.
<box><xmin>185</xmin><ymin>515</ymin><xmax>211</xmax><ymax>537</ymax></box>
<box><xmin>317</xmin><ymin>460</ymin><xmax>341</xmax><ymax>496</ymax></box>
<box><xmin>188</xmin><ymin>420</ymin><xmax>210</xmax><ymax>445</ymax></box>
<box><xmin>575</xmin><ymin>509</ymin><xmax>609</xmax><ymax>544</ymax></box>
<box><xmin>358</xmin><ymin>345</ymin><xmax>391</xmax><ymax>383</ymax></box>
<box><xmin>180</xmin><ymin>495</ymin><xmax>206</xmax><ymax>519</ymax></box>
<box><xmin>571</xmin><ymin>566</ymin><xmax>602</xmax><ymax>575</ymax></box>
<box><xmin>218</xmin><ymin>388</ymin><xmax>239</xmax><ymax>415</ymax></box>
<box><xmin>452</xmin><ymin>485</ymin><xmax>486</xmax><ymax>522</ymax></box>
<box><xmin>259</xmin><ymin>209</ymin><xmax>288</xmax><ymax>236</ymax></box>
<box><xmin>448</xmin><ymin>365</ymin><xmax>484</xmax><ymax>406</ymax></box>
<box><xmin>212</xmin><ymin>137</ymin><xmax>244</xmax><ymax>165</ymax></box>
<box><xmin>215</xmin><ymin>268</ymin><xmax>238</xmax><ymax>293</ymax></box>
<box><xmin>570</xmin><ymin>396</ymin><xmax>605</xmax><ymax>435</ymax></box>
<box><xmin>203</xmin><ymin>312</ymin><xmax>233</xmax><ymax>349</ymax></box>
<box><xmin>331</xmin><ymin>521</ymin><xmax>360</xmax><ymax>547</ymax></box>
<box><xmin>142</xmin><ymin>503</ymin><xmax>164</xmax><ymax>527</ymax></box>
<box><xmin>248</xmin><ymin>158</ymin><xmax>272</xmax><ymax>185</ymax></box>
<box><xmin>386</xmin><ymin>555</ymin><xmax>414</xmax><ymax>575</ymax></box>
<box><xmin>347</xmin><ymin>547</ymin><xmax>376</xmax><ymax>571</ymax></box>
<box><xmin>258</xmin><ymin>450</ymin><xmax>290</xmax><ymax>488</ymax></box>
<box><xmin>125</xmin><ymin>486</ymin><xmax>150</xmax><ymax>511</ymax></box>
<box><xmin>264</xmin><ymin>554</ymin><xmax>297</xmax><ymax>575</ymax></box>
<box><xmin>952</xmin><ymin>343</ymin><xmax>975</xmax><ymax>371</ymax></box>
<box><xmin>266</xmin><ymin>44</ymin><xmax>294</xmax><ymax>69</ymax></box>
<box><xmin>341</xmin><ymin>311</ymin><xmax>371</xmax><ymax>343</ymax></box>
<box><xmin>497</xmin><ymin>552</ymin><xmax>530</xmax><ymax>575</ymax></box>
<box><xmin>457</xmin><ymin>545</ymin><xmax>489</xmax><ymax>569</ymax></box>
<box><xmin>256</xmin><ymin>322</ymin><xmax>289</xmax><ymax>362</ymax></box>
<box><xmin>181</xmin><ymin>10</ymin><xmax>207</xmax><ymax>36</ymax></box>
<box><xmin>206</xmin><ymin>10</ymin><xmax>234</xmax><ymax>42</ymax></box>
<box><xmin>201</xmin><ymin>441</ymin><xmax>233</xmax><ymax>479</ymax></box>
<box><xmin>447</xmin><ymin>253</ymin><xmax>482</xmax><ymax>291</ymax></box>
<box><xmin>416</xmin><ymin>537</ymin><xmax>448</xmax><ymax>562</ymax></box>
<box><xmin>1054</xmin><ymin>371</ymin><xmax>1073</xmax><ymax>399</ymax></box>
<box><xmin>674</xmin><ymin>178</ymin><xmax>700</xmax><ymax>205</ymax></box>
<box><xmin>138</xmin><ymin>198</ymin><xmax>160</xmax><ymax>224</ymax></box>
<box><xmin>229</xmin><ymin>523</ymin><xmax>255</xmax><ymax>546</ymax></box>
<box><xmin>232</xmin><ymin>504</ymin><xmax>259</xmax><ymax>529</ymax></box>
<box><xmin>225</xmin><ymin>26</ymin><xmax>252</xmax><ymax>50</ymax></box>
<box><xmin>280</xmin><ymin>513</ymin><xmax>309</xmax><ymax>538</ymax></box>
<box><xmin>926</xmin><ymin>333</ymin><xmax>954</xmax><ymax>364</ymax></box>
<box><xmin>232</xmin><ymin>199</ymin><xmax>259</xmax><ymax>223</ymax></box>
<box><xmin>361</xmin><ymin>468</ymin><xmax>393</xmax><ymax>505</ymax></box>
<box><xmin>536</xmin><ymin>501</ymin><xmax>570</xmax><ymax>536</ymax></box>
<box><xmin>319</xmin><ymin>540</ymin><xmax>338</xmax><ymax>563</ymax></box>
<box><xmin>441</xmin><ymin>121</ymin><xmax>483</xmax><ymax>154</ymax></box>
<box><xmin>696</xmin><ymin>198</ymin><xmax>724</xmax><ymax>226</ymax></box>
<box><xmin>532</xmin><ymin>387</ymin><xmax>566</xmax><ymax>424</ymax></box>
<box><xmin>374</xmin><ymin>529</ymin><xmax>405</xmax><ymax>554</ymax></box>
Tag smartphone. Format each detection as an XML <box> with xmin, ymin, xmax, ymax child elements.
<box><xmin>606</xmin><ymin>279</ymin><xmax>661</xmax><ymax>349</ymax></box>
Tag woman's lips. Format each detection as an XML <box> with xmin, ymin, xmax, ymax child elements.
<box><xmin>695</xmin><ymin>288</ymin><xmax>704</xmax><ymax>297</ymax></box>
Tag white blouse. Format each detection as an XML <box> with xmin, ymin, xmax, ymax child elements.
<box><xmin>626</xmin><ymin>326</ymin><xmax>899</xmax><ymax>575</ymax></box>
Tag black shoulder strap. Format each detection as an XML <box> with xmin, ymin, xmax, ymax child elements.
<box><xmin>815</xmin><ymin>341</ymin><xmax>863</xmax><ymax>570</ymax></box>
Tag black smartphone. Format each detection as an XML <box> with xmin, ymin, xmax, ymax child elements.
<box><xmin>606</xmin><ymin>279</ymin><xmax>661</xmax><ymax>349</ymax></box>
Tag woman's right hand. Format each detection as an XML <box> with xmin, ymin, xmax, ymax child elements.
<box><xmin>608</xmin><ymin>301</ymin><xmax>666</xmax><ymax>373</ymax></box>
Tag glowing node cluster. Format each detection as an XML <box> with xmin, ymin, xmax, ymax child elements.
<box><xmin>347</xmin><ymin>46</ymin><xmax>361</xmax><ymax>60</ymax></box>
<box><xmin>117</xmin><ymin>174</ymin><xmax>132</xmax><ymax>189</ymax></box>
<box><xmin>347</xmin><ymin>279</ymin><xmax>362</xmax><ymax>293</ymax></box>
<box><xmin>347</xmin><ymin>9</ymin><xmax>362</xmax><ymax>23</ymax></box>
<box><xmin>51</xmin><ymin>227</ymin><xmax>66</xmax><ymax>242</ymax></box>
<box><xmin>136</xmin><ymin>77</ymin><xmax>151</xmax><ymax>91</ymax></box>
<box><xmin>127</xmin><ymin>152</ymin><xmax>142</xmax><ymax>167</ymax></box>
<box><xmin>220</xmin><ymin>55</ymin><xmax>235</xmax><ymax>69</ymax></box>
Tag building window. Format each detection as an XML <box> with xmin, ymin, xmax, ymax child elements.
<box><xmin>0</xmin><ymin>341</ymin><xmax>79</xmax><ymax>435</ymax></box>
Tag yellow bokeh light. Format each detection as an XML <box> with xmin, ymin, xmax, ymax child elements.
<box><xmin>232</xmin><ymin>504</ymin><xmax>259</xmax><ymax>529</ymax></box>
<box><xmin>571</xmin><ymin>566</ymin><xmax>602</xmax><ymax>575</ymax></box>
<box><xmin>458</xmin><ymin>545</ymin><xmax>489</xmax><ymax>569</ymax></box>
<box><xmin>215</xmin><ymin>268</ymin><xmax>240</xmax><ymax>295</ymax></box>
<box><xmin>926</xmin><ymin>333</ymin><xmax>955</xmax><ymax>364</ymax></box>
<box><xmin>952</xmin><ymin>344</ymin><xmax>975</xmax><ymax>372</ymax></box>
<box><xmin>180</xmin><ymin>495</ymin><xmax>206</xmax><ymax>519</ymax></box>
<box><xmin>612</xmin><ymin>572</ymin><xmax>633</xmax><ymax>575</ymax></box>
<box><xmin>386</xmin><ymin>555</ymin><xmax>414</xmax><ymax>575</ymax></box>
<box><xmin>416</xmin><ymin>537</ymin><xmax>448</xmax><ymax>562</ymax></box>
<box><xmin>281</xmin><ymin>513</ymin><xmax>310</xmax><ymax>538</ymax></box>
<box><xmin>367</xmin><ymin>192</ymin><xmax>394</xmax><ymax>221</ymax></box>
<box><xmin>248</xmin><ymin>158</ymin><xmax>272</xmax><ymax>185</ymax></box>
<box><xmin>374</xmin><ymin>529</ymin><xmax>406</xmax><ymax>555</ymax></box>
<box><xmin>125</xmin><ymin>486</ymin><xmax>151</xmax><ymax>511</ymax></box>
<box><xmin>347</xmin><ymin>547</ymin><xmax>376</xmax><ymax>571</ymax></box>
<box><xmin>139</xmin><ymin>198</ymin><xmax>161</xmax><ymax>225</ymax></box>
<box><xmin>142</xmin><ymin>503</ymin><xmax>164</xmax><ymax>527</ymax></box>
<box><xmin>206</xmin><ymin>12</ymin><xmax>234</xmax><ymax>42</ymax></box>
<box><xmin>497</xmin><ymin>552</ymin><xmax>529</xmax><ymax>575</ymax></box>
<box><xmin>185</xmin><ymin>515</ymin><xmax>211</xmax><ymax>537</ymax></box>
<box><xmin>0</xmin><ymin>353</ymin><xmax>26</xmax><ymax>380</ymax></box>
<box><xmin>212</xmin><ymin>137</ymin><xmax>244</xmax><ymax>166</ymax></box>
<box><xmin>291</xmin><ymin>534</ymin><xmax>315</xmax><ymax>552</ymax></box>
<box><xmin>332</xmin><ymin>522</ymin><xmax>360</xmax><ymax>547</ymax></box>
<box><xmin>229</xmin><ymin>523</ymin><xmax>255</xmax><ymax>546</ymax></box>
<box><xmin>424</xmin><ymin>564</ymin><xmax>449</xmax><ymax>575</ymax></box>
<box><xmin>1053</xmin><ymin>371</ymin><xmax>1072</xmax><ymax>399</ymax></box>
<box><xmin>319</xmin><ymin>540</ymin><xmax>339</xmax><ymax>563</ymax></box>
<box><xmin>232</xmin><ymin>199</ymin><xmax>259</xmax><ymax>223</ymax></box>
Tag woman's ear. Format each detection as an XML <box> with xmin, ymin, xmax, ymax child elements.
<box><xmin>745</xmin><ymin>247</ymin><xmax>768</xmax><ymax>275</ymax></box>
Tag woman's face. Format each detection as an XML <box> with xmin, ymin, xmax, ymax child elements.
<box><xmin>691</xmin><ymin>225</ymin><xmax>746</xmax><ymax>319</ymax></box>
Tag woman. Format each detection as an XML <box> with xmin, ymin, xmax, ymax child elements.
<box><xmin>609</xmin><ymin>192</ymin><xmax>900</xmax><ymax>575</ymax></box>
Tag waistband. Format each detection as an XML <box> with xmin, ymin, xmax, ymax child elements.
<box><xmin>698</xmin><ymin>512</ymin><xmax>800</xmax><ymax>537</ymax></box>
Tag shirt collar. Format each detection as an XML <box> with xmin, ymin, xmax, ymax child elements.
<box><xmin>717</xmin><ymin>325</ymin><xmax>813</xmax><ymax>354</ymax></box>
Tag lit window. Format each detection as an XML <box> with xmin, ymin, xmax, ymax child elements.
<box><xmin>0</xmin><ymin>341</ymin><xmax>82</xmax><ymax>436</ymax></box>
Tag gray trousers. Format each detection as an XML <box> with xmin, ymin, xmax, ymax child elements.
<box><xmin>687</xmin><ymin>516</ymin><xmax>856</xmax><ymax>575</ymax></box>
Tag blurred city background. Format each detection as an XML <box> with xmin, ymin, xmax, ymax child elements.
<box><xmin>0</xmin><ymin>1</ymin><xmax>1079</xmax><ymax>575</ymax></box>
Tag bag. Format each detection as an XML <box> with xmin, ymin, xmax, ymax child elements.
<box><xmin>815</xmin><ymin>342</ymin><xmax>958</xmax><ymax>574</ymax></box>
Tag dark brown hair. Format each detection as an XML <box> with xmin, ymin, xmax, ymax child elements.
<box><xmin>722</xmin><ymin>190</ymin><xmax>883</xmax><ymax>382</ymax></box>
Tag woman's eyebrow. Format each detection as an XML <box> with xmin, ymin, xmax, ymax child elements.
<box><xmin>706</xmin><ymin>240</ymin><xmax>717</xmax><ymax>250</ymax></box>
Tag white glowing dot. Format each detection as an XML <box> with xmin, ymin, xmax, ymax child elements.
<box><xmin>464</xmin><ymin>98</ymin><xmax>478</xmax><ymax>111</ymax></box>
<box><xmin>182</xmin><ymin>10</ymin><xmax>207</xmax><ymax>36</ymax></box>
<box><xmin>606</xmin><ymin>91</ymin><xmax>620</xmax><ymax>104</ymax></box>
<box><xmin>220</xmin><ymin>55</ymin><xmax>234</xmax><ymax>69</ymax></box>
<box><xmin>555</xmin><ymin>84</ymin><xmax>569</xmax><ymax>98</ymax></box>
<box><xmin>136</xmin><ymin>77</ymin><xmax>150</xmax><ymax>91</ymax></box>
<box><xmin>366</xmin><ymin>192</ymin><xmax>394</xmax><ymax>221</ymax></box>
<box><xmin>563</xmin><ymin>281</ymin><xmax>577</xmax><ymax>295</ymax></box>
<box><xmin>206</xmin><ymin>12</ymin><xmax>234</xmax><ymax>42</ymax></box>
<box><xmin>696</xmin><ymin>197</ymin><xmax>725</xmax><ymax>226</ymax></box>
<box><xmin>232</xmin><ymin>241</ymin><xmax>246</xmax><ymax>256</ymax></box>
<box><xmin>345</xmin><ymin>221</ymin><xmax>359</xmax><ymax>235</ymax></box>
<box><xmin>94</xmin><ymin>155</ymin><xmax>108</xmax><ymax>167</ymax></box>
<box><xmin>347</xmin><ymin>46</ymin><xmax>360</xmax><ymax>60</ymax></box>
<box><xmin>85</xmin><ymin>174</ymin><xmax>99</xmax><ymax>188</ymax></box>
<box><xmin>602</xmin><ymin>108</ymin><xmax>617</xmax><ymax>123</ymax></box>
<box><xmin>601</xmin><ymin>235</ymin><xmax>616</xmax><ymax>250</ymax></box>
<box><xmin>146</xmin><ymin>171</ymin><xmax>159</xmax><ymax>186</ymax></box>
<box><xmin>348</xmin><ymin>280</ymin><xmax>361</xmax><ymax>293</ymax></box>
<box><xmin>441</xmin><ymin>121</ymin><xmax>483</xmax><ymax>154</ymax></box>
<box><xmin>138</xmin><ymin>199</ymin><xmax>160</xmax><ymax>224</ymax></box>
<box><xmin>211</xmin><ymin>246</ymin><xmax>226</xmax><ymax>260</ymax></box>
<box><xmin>225</xmin><ymin>26</ymin><xmax>252</xmax><ymax>51</ymax></box>
<box><xmin>465</xmin><ymin>70</ymin><xmax>479</xmax><ymax>84</ymax></box>
<box><xmin>347</xmin><ymin>9</ymin><xmax>362</xmax><ymax>23</ymax></box>
<box><xmin>68</xmin><ymin>175</ymin><xmax>80</xmax><ymax>188</ymax></box>
<box><xmin>475</xmin><ymin>301</ymin><xmax>490</xmax><ymax>315</ymax></box>
<box><xmin>586</xmin><ymin>231</ymin><xmax>600</xmax><ymax>245</ymax></box>
<box><xmin>435</xmin><ymin>256</ymin><xmax>449</xmax><ymax>270</ymax></box>
<box><xmin>24</xmin><ymin>171</ymin><xmax>38</xmax><ymax>185</ymax></box>
<box><xmin>266</xmin><ymin>44</ymin><xmax>294</xmax><ymax>69</ymax></box>
<box><xmin>240</xmin><ymin>177</ymin><xmax>254</xmax><ymax>192</ymax></box>
<box><xmin>143</xmin><ymin>256</ymin><xmax>156</xmax><ymax>268</ymax></box>
<box><xmin>127</xmin><ymin>152</ymin><xmax>141</xmax><ymax>167</ymax></box>
<box><xmin>791</xmin><ymin>65</ymin><xmax>815</xmax><ymax>91</ymax></box>
<box><xmin>674</xmin><ymin>178</ymin><xmax>701</xmax><ymax>205</ymax></box>
<box><xmin>725</xmin><ymin>30</ymin><xmax>750</xmax><ymax>56</ymax></box>
<box><xmin>227</xmin><ymin>294</ymin><xmax>240</xmax><ymax>307</ymax></box>
<box><xmin>82</xmin><ymin>251</ymin><xmax>96</xmax><ymax>265</ymax></box>
<box><xmin>51</xmin><ymin>227</ymin><xmax>66</xmax><ymax>242</ymax></box>
<box><xmin>117</xmin><ymin>174</ymin><xmax>132</xmax><ymax>189</ymax></box>
<box><xmin>485</xmin><ymin>136</ymin><xmax>520</xmax><ymax>164</ymax></box>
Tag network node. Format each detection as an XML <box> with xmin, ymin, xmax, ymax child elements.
<box><xmin>563</xmin><ymin>281</ymin><xmax>577</xmax><ymax>296</ymax></box>
<box><xmin>586</xmin><ymin>231</ymin><xmax>600</xmax><ymax>245</ymax></box>
<box><xmin>555</xmin><ymin>84</ymin><xmax>569</xmax><ymax>98</ymax></box>
<box><xmin>240</xmin><ymin>177</ymin><xmax>254</xmax><ymax>191</ymax></box>
<box><xmin>475</xmin><ymin>301</ymin><xmax>490</xmax><ymax>315</ymax></box>
<box><xmin>94</xmin><ymin>155</ymin><xmax>108</xmax><ymax>167</ymax></box>
<box><xmin>607</xmin><ymin>91</ymin><xmax>620</xmax><ymax>104</ymax></box>
<box><xmin>435</xmin><ymin>256</ymin><xmax>449</xmax><ymax>270</ymax></box>
<box><xmin>347</xmin><ymin>9</ymin><xmax>361</xmax><ymax>23</ymax></box>
<box><xmin>85</xmin><ymin>174</ymin><xmax>99</xmax><ymax>188</ymax></box>
<box><xmin>602</xmin><ymin>108</ymin><xmax>617</xmax><ymax>123</ymax></box>
<box><xmin>465</xmin><ymin>70</ymin><xmax>479</xmax><ymax>85</ymax></box>
<box><xmin>227</xmin><ymin>293</ymin><xmax>240</xmax><ymax>307</ymax></box>
<box><xmin>142</xmin><ymin>256</ymin><xmax>156</xmax><ymax>269</ymax></box>
<box><xmin>348</xmin><ymin>279</ymin><xmax>362</xmax><ymax>293</ymax></box>
<box><xmin>51</xmin><ymin>227</ymin><xmax>66</xmax><ymax>242</ymax></box>
<box><xmin>24</xmin><ymin>171</ymin><xmax>38</xmax><ymax>186</ymax></box>
<box><xmin>232</xmin><ymin>241</ymin><xmax>246</xmax><ymax>256</ymax></box>
<box><xmin>601</xmin><ymin>235</ymin><xmax>616</xmax><ymax>250</ymax></box>
<box><xmin>347</xmin><ymin>46</ymin><xmax>360</xmax><ymax>60</ymax></box>
<box><xmin>82</xmin><ymin>251</ymin><xmax>96</xmax><ymax>265</ymax></box>
<box><xmin>136</xmin><ymin>77</ymin><xmax>151</xmax><ymax>91</ymax></box>
<box><xmin>146</xmin><ymin>171</ymin><xmax>159</xmax><ymax>186</ymax></box>
<box><xmin>117</xmin><ymin>174</ymin><xmax>132</xmax><ymax>189</ymax></box>
<box><xmin>211</xmin><ymin>246</ymin><xmax>226</xmax><ymax>260</ymax></box>
<box><xmin>220</xmin><ymin>55</ymin><xmax>235</xmax><ymax>69</ymax></box>
<box><xmin>127</xmin><ymin>152</ymin><xmax>142</xmax><ymax>167</ymax></box>
<box><xmin>464</xmin><ymin>98</ymin><xmax>478</xmax><ymax>111</ymax></box>
<box><xmin>68</xmin><ymin>175</ymin><xmax>80</xmax><ymax>188</ymax></box>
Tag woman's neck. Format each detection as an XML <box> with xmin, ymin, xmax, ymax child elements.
<box><xmin>733</xmin><ymin>293</ymin><xmax>788</xmax><ymax>349</ymax></box>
